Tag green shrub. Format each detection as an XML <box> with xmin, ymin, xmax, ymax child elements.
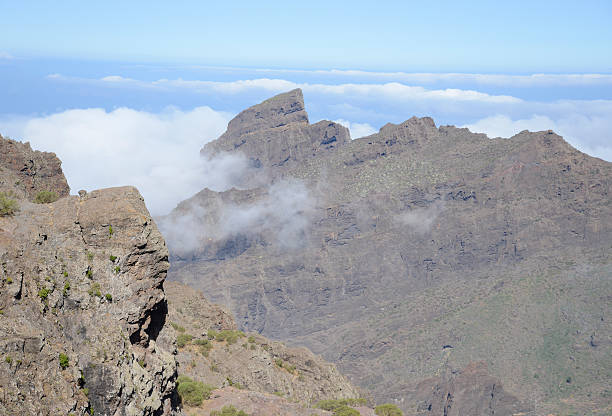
<box><xmin>63</xmin><ymin>281</ymin><xmax>70</xmax><ymax>296</ymax></box>
<box><xmin>109</xmin><ymin>255</ymin><xmax>117</xmax><ymax>262</ymax></box>
<box><xmin>274</xmin><ymin>358</ymin><xmax>296</xmax><ymax>374</ymax></box>
<box><xmin>176</xmin><ymin>375</ymin><xmax>215</xmax><ymax>406</ymax></box>
<box><xmin>59</xmin><ymin>353</ymin><xmax>69</xmax><ymax>369</ymax></box>
<box><xmin>0</xmin><ymin>192</ymin><xmax>19</xmax><ymax>216</ymax></box>
<box><xmin>194</xmin><ymin>338</ymin><xmax>213</xmax><ymax>356</ymax></box>
<box><xmin>176</xmin><ymin>333</ymin><xmax>193</xmax><ymax>348</ymax></box>
<box><xmin>216</xmin><ymin>330</ymin><xmax>244</xmax><ymax>345</ymax></box>
<box><xmin>171</xmin><ymin>322</ymin><xmax>185</xmax><ymax>333</ymax></box>
<box><xmin>88</xmin><ymin>283</ymin><xmax>101</xmax><ymax>297</ymax></box>
<box><xmin>5</xmin><ymin>355</ymin><xmax>12</xmax><ymax>364</ymax></box>
<box><xmin>207</xmin><ymin>329</ymin><xmax>217</xmax><ymax>339</ymax></box>
<box><xmin>248</xmin><ymin>335</ymin><xmax>255</xmax><ymax>343</ymax></box>
<box><xmin>316</xmin><ymin>399</ymin><xmax>367</xmax><ymax>415</ymax></box>
<box><xmin>113</xmin><ymin>266</ymin><xmax>120</xmax><ymax>274</ymax></box>
<box><xmin>108</xmin><ymin>225</ymin><xmax>113</xmax><ymax>236</ymax></box>
<box><xmin>63</xmin><ymin>271</ymin><xmax>68</xmax><ymax>277</ymax></box>
<box><xmin>34</xmin><ymin>190</ymin><xmax>58</xmax><ymax>204</ymax></box>
<box><xmin>210</xmin><ymin>405</ymin><xmax>249</xmax><ymax>416</ymax></box>
<box><xmin>226</xmin><ymin>377</ymin><xmax>244</xmax><ymax>389</ymax></box>
<box><xmin>105</xmin><ymin>293</ymin><xmax>112</xmax><ymax>301</ymax></box>
<box><xmin>6</xmin><ymin>277</ymin><xmax>12</xmax><ymax>284</ymax></box>
<box><xmin>335</xmin><ymin>406</ymin><xmax>360</xmax><ymax>416</ymax></box>
<box><xmin>375</xmin><ymin>404</ymin><xmax>403</xmax><ymax>416</ymax></box>
<box><xmin>86</xmin><ymin>268</ymin><xmax>93</xmax><ymax>278</ymax></box>
<box><xmin>38</xmin><ymin>288</ymin><xmax>50</xmax><ymax>300</ymax></box>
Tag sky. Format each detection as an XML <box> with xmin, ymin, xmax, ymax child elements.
<box><xmin>0</xmin><ymin>1</ymin><xmax>611</xmax><ymax>214</ymax></box>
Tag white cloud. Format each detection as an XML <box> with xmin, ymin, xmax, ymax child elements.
<box><xmin>162</xmin><ymin>79</ymin><xmax>522</xmax><ymax>104</ymax></box>
<box><xmin>0</xmin><ymin>106</ymin><xmax>235</xmax><ymax>215</ymax></box>
<box><xmin>100</xmin><ymin>75</ymin><xmax>138</xmax><ymax>83</ymax></box>
<box><xmin>211</xmin><ymin>66</ymin><xmax>612</xmax><ymax>87</ymax></box>
<box><xmin>158</xmin><ymin>178</ymin><xmax>315</xmax><ymax>256</ymax></box>
<box><xmin>48</xmin><ymin>74</ymin><xmax>522</xmax><ymax>104</ymax></box>
<box><xmin>333</xmin><ymin>119</ymin><xmax>377</xmax><ymax>139</ymax></box>
<box><xmin>398</xmin><ymin>201</ymin><xmax>445</xmax><ymax>234</ymax></box>
<box><xmin>0</xmin><ymin>52</ymin><xmax>13</xmax><ymax>60</ymax></box>
<box><xmin>464</xmin><ymin>114</ymin><xmax>612</xmax><ymax>161</ymax></box>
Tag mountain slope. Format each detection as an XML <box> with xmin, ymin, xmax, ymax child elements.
<box><xmin>165</xmin><ymin>90</ymin><xmax>611</xmax><ymax>415</ymax></box>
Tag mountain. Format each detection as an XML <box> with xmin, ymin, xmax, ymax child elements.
<box><xmin>0</xmin><ymin>133</ymin><xmax>375</xmax><ymax>416</ymax></box>
<box><xmin>164</xmin><ymin>90</ymin><xmax>612</xmax><ymax>415</ymax></box>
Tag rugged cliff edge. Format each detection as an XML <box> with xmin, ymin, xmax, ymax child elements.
<box><xmin>167</xmin><ymin>90</ymin><xmax>612</xmax><ymax>415</ymax></box>
<box><xmin>0</xmin><ymin>135</ymin><xmax>178</xmax><ymax>415</ymax></box>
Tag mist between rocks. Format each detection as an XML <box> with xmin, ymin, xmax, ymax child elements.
<box><xmin>158</xmin><ymin>159</ymin><xmax>316</xmax><ymax>257</ymax></box>
<box><xmin>397</xmin><ymin>200</ymin><xmax>445</xmax><ymax>234</ymax></box>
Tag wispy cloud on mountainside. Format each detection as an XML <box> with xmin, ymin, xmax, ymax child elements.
<box><xmin>398</xmin><ymin>201</ymin><xmax>445</xmax><ymax>234</ymax></box>
<box><xmin>159</xmin><ymin>179</ymin><xmax>316</xmax><ymax>256</ymax></box>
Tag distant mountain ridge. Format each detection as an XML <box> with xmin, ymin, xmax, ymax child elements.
<box><xmin>166</xmin><ymin>89</ymin><xmax>612</xmax><ymax>415</ymax></box>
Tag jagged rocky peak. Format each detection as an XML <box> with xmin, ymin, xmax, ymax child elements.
<box><xmin>203</xmin><ymin>88</ymin><xmax>350</xmax><ymax>169</ymax></box>
<box><xmin>224</xmin><ymin>88</ymin><xmax>309</xmax><ymax>138</ymax></box>
<box><xmin>0</xmin><ymin>134</ymin><xmax>70</xmax><ymax>201</ymax></box>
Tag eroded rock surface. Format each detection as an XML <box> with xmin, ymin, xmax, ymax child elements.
<box><xmin>166</xmin><ymin>90</ymin><xmax>612</xmax><ymax>415</ymax></box>
<box><xmin>0</xmin><ymin>137</ymin><xmax>178</xmax><ymax>415</ymax></box>
<box><xmin>0</xmin><ymin>134</ymin><xmax>70</xmax><ymax>200</ymax></box>
<box><xmin>412</xmin><ymin>362</ymin><xmax>531</xmax><ymax>416</ymax></box>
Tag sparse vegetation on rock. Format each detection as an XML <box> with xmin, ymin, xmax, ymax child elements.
<box><xmin>0</xmin><ymin>191</ymin><xmax>19</xmax><ymax>216</ymax></box>
<box><xmin>176</xmin><ymin>375</ymin><xmax>215</xmax><ymax>406</ymax></box>
<box><xmin>59</xmin><ymin>353</ymin><xmax>69</xmax><ymax>370</ymax></box>
<box><xmin>375</xmin><ymin>403</ymin><xmax>403</xmax><ymax>416</ymax></box>
<box><xmin>34</xmin><ymin>190</ymin><xmax>59</xmax><ymax>204</ymax></box>
<box><xmin>210</xmin><ymin>405</ymin><xmax>249</xmax><ymax>416</ymax></box>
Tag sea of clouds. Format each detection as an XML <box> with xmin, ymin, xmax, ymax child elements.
<box><xmin>1</xmin><ymin>69</ymin><xmax>610</xmax><ymax>216</ymax></box>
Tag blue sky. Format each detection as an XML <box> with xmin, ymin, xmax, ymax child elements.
<box><xmin>3</xmin><ymin>1</ymin><xmax>612</xmax><ymax>71</ymax></box>
<box><xmin>0</xmin><ymin>2</ymin><xmax>611</xmax><ymax>214</ymax></box>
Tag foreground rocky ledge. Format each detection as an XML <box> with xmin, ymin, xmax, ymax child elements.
<box><xmin>0</xmin><ymin>186</ymin><xmax>177</xmax><ymax>415</ymax></box>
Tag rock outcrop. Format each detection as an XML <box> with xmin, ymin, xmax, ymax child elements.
<box><xmin>202</xmin><ymin>89</ymin><xmax>350</xmax><ymax>170</ymax></box>
<box><xmin>0</xmin><ymin>134</ymin><xmax>70</xmax><ymax>200</ymax></box>
<box><xmin>0</xmin><ymin>136</ymin><xmax>177</xmax><ymax>415</ymax></box>
<box><xmin>166</xmin><ymin>90</ymin><xmax>612</xmax><ymax>415</ymax></box>
<box><xmin>412</xmin><ymin>362</ymin><xmax>532</xmax><ymax>416</ymax></box>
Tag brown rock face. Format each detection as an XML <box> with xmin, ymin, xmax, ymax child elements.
<box><xmin>0</xmin><ymin>135</ymin><xmax>178</xmax><ymax>415</ymax></box>
<box><xmin>167</xmin><ymin>90</ymin><xmax>612</xmax><ymax>415</ymax></box>
<box><xmin>0</xmin><ymin>134</ymin><xmax>70</xmax><ymax>200</ymax></box>
<box><xmin>413</xmin><ymin>362</ymin><xmax>531</xmax><ymax>416</ymax></box>
<box><xmin>202</xmin><ymin>88</ymin><xmax>350</xmax><ymax>170</ymax></box>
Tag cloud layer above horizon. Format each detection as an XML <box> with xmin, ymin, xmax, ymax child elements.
<box><xmin>0</xmin><ymin>63</ymin><xmax>610</xmax><ymax>215</ymax></box>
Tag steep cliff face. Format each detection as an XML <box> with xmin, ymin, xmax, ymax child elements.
<box><xmin>0</xmin><ymin>136</ymin><xmax>178</xmax><ymax>415</ymax></box>
<box><xmin>166</xmin><ymin>90</ymin><xmax>612</xmax><ymax>415</ymax></box>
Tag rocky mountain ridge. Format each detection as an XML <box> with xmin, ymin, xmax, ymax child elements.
<box><xmin>166</xmin><ymin>89</ymin><xmax>612</xmax><ymax>415</ymax></box>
